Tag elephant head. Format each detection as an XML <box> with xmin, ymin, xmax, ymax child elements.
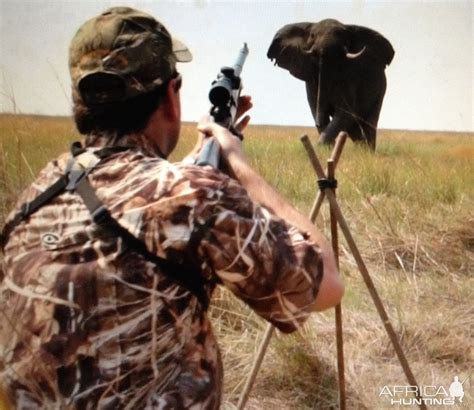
<box><xmin>267</xmin><ymin>19</ymin><xmax>394</xmax><ymax>150</ymax></box>
<box><xmin>267</xmin><ymin>19</ymin><xmax>394</xmax><ymax>80</ymax></box>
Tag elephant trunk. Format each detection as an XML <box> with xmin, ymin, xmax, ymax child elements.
<box><xmin>315</xmin><ymin>53</ymin><xmax>324</xmax><ymax>128</ymax></box>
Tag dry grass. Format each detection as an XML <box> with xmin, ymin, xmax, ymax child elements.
<box><xmin>1</xmin><ymin>114</ymin><xmax>473</xmax><ymax>409</ymax></box>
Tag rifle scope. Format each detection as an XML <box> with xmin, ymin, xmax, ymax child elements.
<box><xmin>209</xmin><ymin>43</ymin><xmax>249</xmax><ymax>106</ymax></box>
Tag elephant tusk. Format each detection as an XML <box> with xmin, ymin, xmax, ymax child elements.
<box><xmin>304</xmin><ymin>44</ymin><xmax>317</xmax><ymax>55</ymax></box>
<box><xmin>345</xmin><ymin>46</ymin><xmax>366</xmax><ymax>59</ymax></box>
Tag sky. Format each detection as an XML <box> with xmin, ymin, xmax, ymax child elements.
<box><xmin>0</xmin><ymin>0</ymin><xmax>472</xmax><ymax>132</ymax></box>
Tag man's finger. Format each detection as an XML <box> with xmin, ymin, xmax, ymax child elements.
<box><xmin>235</xmin><ymin>115</ymin><xmax>251</xmax><ymax>133</ymax></box>
<box><xmin>236</xmin><ymin>95</ymin><xmax>253</xmax><ymax>118</ymax></box>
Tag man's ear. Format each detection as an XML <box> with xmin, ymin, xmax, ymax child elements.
<box><xmin>163</xmin><ymin>78</ymin><xmax>180</xmax><ymax>121</ymax></box>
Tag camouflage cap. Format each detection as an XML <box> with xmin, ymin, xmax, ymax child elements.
<box><xmin>69</xmin><ymin>7</ymin><xmax>192</xmax><ymax>105</ymax></box>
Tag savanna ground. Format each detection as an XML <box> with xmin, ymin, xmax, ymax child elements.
<box><xmin>0</xmin><ymin>114</ymin><xmax>473</xmax><ymax>409</ymax></box>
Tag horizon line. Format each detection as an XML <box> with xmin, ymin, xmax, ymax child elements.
<box><xmin>0</xmin><ymin>112</ymin><xmax>472</xmax><ymax>135</ymax></box>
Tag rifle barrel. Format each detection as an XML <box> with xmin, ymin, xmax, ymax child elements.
<box><xmin>233</xmin><ymin>43</ymin><xmax>249</xmax><ymax>77</ymax></box>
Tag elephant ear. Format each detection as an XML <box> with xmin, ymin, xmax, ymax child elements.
<box><xmin>347</xmin><ymin>25</ymin><xmax>395</xmax><ymax>66</ymax></box>
<box><xmin>267</xmin><ymin>22</ymin><xmax>317</xmax><ymax>81</ymax></box>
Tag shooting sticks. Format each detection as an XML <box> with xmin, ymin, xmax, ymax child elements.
<box><xmin>237</xmin><ymin>133</ymin><xmax>426</xmax><ymax>410</ymax></box>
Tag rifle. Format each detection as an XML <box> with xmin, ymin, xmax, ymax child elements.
<box><xmin>196</xmin><ymin>43</ymin><xmax>249</xmax><ymax>168</ymax></box>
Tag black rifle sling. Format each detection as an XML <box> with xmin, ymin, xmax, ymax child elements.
<box><xmin>0</xmin><ymin>176</ymin><xmax>68</xmax><ymax>249</ymax></box>
<box><xmin>0</xmin><ymin>143</ymin><xmax>209</xmax><ymax>308</ymax></box>
<box><xmin>0</xmin><ymin>144</ymin><xmax>127</xmax><ymax>249</ymax></box>
<box><xmin>74</xmin><ymin>177</ymin><xmax>209</xmax><ymax>308</ymax></box>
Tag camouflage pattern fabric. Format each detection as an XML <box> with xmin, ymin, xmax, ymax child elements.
<box><xmin>0</xmin><ymin>133</ymin><xmax>323</xmax><ymax>409</ymax></box>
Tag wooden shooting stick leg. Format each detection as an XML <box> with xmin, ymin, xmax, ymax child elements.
<box><xmin>312</xmin><ymin>132</ymin><xmax>349</xmax><ymax>410</ymax></box>
<box><xmin>237</xmin><ymin>134</ymin><xmax>348</xmax><ymax>410</ymax></box>
<box><xmin>301</xmin><ymin>135</ymin><xmax>427</xmax><ymax>410</ymax></box>
<box><xmin>309</xmin><ymin>133</ymin><xmax>348</xmax><ymax>223</ymax></box>
<box><xmin>327</xmin><ymin>136</ymin><xmax>347</xmax><ymax>410</ymax></box>
<box><xmin>236</xmin><ymin>325</ymin><xmax>274</xmax><ymax>409</ymax></box>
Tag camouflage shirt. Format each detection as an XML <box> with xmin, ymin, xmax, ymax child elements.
<box><xmin>0</xmin><ymin>133</ymin><xmax>323</xmax><ymax>409</ymax></box>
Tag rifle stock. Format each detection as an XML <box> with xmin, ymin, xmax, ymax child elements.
<box><xmin>196</xmin><ymin>139</ymin><xmax>220</xmax><ymax>168</ymax></box>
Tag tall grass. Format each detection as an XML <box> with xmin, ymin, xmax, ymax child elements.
<box><xmin>1</xmin><ymin>114</ymin><xmax>473</xmax><ymax>408</ymax></box>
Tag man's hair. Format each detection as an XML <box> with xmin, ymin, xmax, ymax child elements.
<box><xmin>73</xmin><ymin>82</ymin><xmax>168</xmax><ymax>137</ymax></box>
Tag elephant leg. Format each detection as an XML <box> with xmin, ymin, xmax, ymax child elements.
<box><xmin>362</xmin><ymin>91</ymin><xmax>385</xmax><ymax>150</ymax></box>
<box><xmin>363</xmin><ymin>73</ymin><xmax>386</xmax><ymax>150</ymax></box>
<box><xmin>346</xmin><ymin>88</ymin><xmax>384</xmax><ymax>150</ymax></box>
<box><xmin>350</xmin><ymin>122</ymin><xmax>376</xmax><ymax>150</ymax></box>
<box><xmin>319</xmin><ymin>111</ymin><xmax>353</xmax><ymax>145</ymax></box>
<box><xmin>362</xmin><ymin>123</ymin><xmax>377</xmax><ymax>150</ymax></box>
<box><xmin>345</xmin><ymin>116</ymin><xmax>375</xmax><ymax>149</ymax></box>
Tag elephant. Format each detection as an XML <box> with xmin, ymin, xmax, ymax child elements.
<box><xmin>267</xmin><ymin>19</ymin><xmax>394</xmax><ymax>150</ymax></box>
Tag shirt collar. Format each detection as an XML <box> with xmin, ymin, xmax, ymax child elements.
<box><xmin>85</xmin><ymin>132</ymin><xmax>166</xmax><ymax>158</ymax></box>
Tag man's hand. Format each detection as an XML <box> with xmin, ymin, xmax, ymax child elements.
<box><xmin>195</xmin><ymin>95</ymin><xmax>253</xmax><ymax>170</ymax></box>
<box><xmin>197</xmin><ymin>94</ymin><xmax>252</xmax><ymax>142</ymax></box>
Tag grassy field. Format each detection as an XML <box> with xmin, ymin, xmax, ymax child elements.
<box><xmin>1</xmin><ymin>114</ymin><xmax>473</xmax><ymax>409</ymax></box>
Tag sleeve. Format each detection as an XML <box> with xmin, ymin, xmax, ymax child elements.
<box><xmin>183</xmin><ymin>166</ymin><xmax>324</xmax><ymax>333</ymax></box>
